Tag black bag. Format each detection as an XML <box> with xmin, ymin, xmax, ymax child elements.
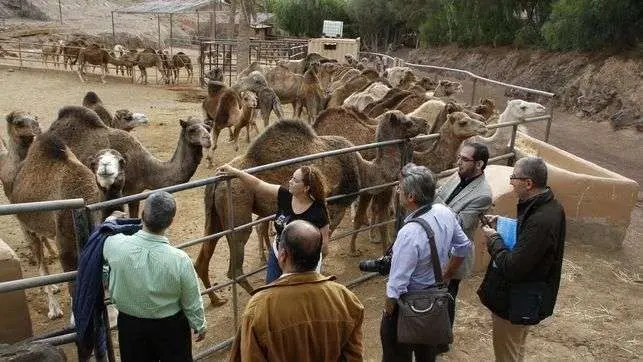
<box><xmin>508</xmin><ymin>281</ymin><xmax>548</xmax><ymax>325</ymax></box>
<box><xmin>396</xmin><ymin>217</ymin><xmax>453</xmax><ymax>346</ymax></box>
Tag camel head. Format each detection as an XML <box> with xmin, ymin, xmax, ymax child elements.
<box><xmin>90</xmin><ymin>149</ymin><xmax>126</xmax><ymax>190</ymax></box>
<box><xmin>376</xmin><ymin>110</ymin><xmax>426</xmax><ymax>141</ymax></box>
<box><xmin>474</xmin><ymin>98</ymin><xmax>497</xmax><ymax>121</ymax></box>
<box><xmin>448</xmin><ymin>112</ymin><xmax>488</xmax><ymax>139</ymax></box>
<box><xmin>437</xmin><ymin>80</ymin><xmax>464</xmax><ymax>96</ymax></box>
<box><xmin>344</xmin><ymin>54</ymin><xmax>358</xmax><ymax>66</ymax></box>
<box><xmin>113</xmin><ymin>110</ymin><xmax>148</xmax><ymax>131</ymax></box>
<box><xmin>416</xmin><ymin>76</ymin><xmax>438</xmax><ymax>92</ymax></box>
<box><xmin>240</xmin><ymin>91</ymin><xmax>258</xmax><ymax>109</ymax></box>
<box><xmin>6</xmin><ymin>111</ymin><xmax>42</xmax><ymax>149</ymax></box>
<box><xmin>505</xmin><ymin>99</ymin><xmax>547</xmax><ymax>120</ymax></box>
<box><xmin>180</xmin><ymin>117</ymin><xmax>212</xmax><ymax>149</ymax></box>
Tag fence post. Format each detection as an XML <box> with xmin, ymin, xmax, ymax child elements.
<box><xmin>507</xmin><ymin>121</ymin><xmax>519</xmax><ymax>166</ymax></box>
<box><xmin>17</xmin><ymin>39</ymin><xmax>22</xmax><ymax>69</ymax></box>
<box><xmin>225</xmin><ymin>179</ymin><xmax>239</xmax><ymax>330</ymax></box>
<box><xmin>545</xmin><ymin>98</ymin><xmax>555</xmax><ymax>143</ymax></box>
<box><xmin>390</xmin><ymin>139</ymin><xmax>413</xmax><ymax>255</ymax></box>
<box><xmin>470</xmin><ymin>78</ymin><xmax>478</xmax><ymax>106</ymax></box>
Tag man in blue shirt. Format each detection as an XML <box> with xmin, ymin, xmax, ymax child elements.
<box><xmin>381</xmin><ymin>163</ymin><xmax>472</xmax><ymax>362</ymax></box>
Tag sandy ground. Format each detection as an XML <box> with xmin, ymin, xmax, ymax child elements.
<box><xmin>0</xmin><ymin>64</ymin><xmax>640</xmax><ymax>362</ymax></box>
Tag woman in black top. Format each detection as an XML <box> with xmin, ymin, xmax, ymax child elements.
<box><xmin>216</xmin><ymin>164</ymin><xmax>330</xmax><ymax>283</ymax></box>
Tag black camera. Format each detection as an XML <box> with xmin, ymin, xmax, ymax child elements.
<box><xmin>358</xmin><ymin>255</ymin><xmax>392</xmax><ymax>275</ymax></box>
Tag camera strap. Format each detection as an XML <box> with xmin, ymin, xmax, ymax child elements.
<box><xmin>406</xmin><ymin>217</ymin><xmax>444</xmax><ymax>286</ymax></box>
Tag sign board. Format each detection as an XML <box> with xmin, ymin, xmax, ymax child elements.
<box><xmin>322</xmin><ymin>20</ymin><xmax>343</xmax><ymax>38</ymax></box>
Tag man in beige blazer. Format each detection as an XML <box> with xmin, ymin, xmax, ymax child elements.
<box><xmin>435</xmin><ymin>141</ymin><xmax>493</xmax><ymax>339</ymax></box>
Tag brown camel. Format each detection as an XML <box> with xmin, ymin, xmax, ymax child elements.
<box><xmin>62</xmin><ymin>38</ymin><xmax>87</xmax><ymax>70</ymax></box>
<box><xmin>196</xmin><ymin>111</ymin><xmax>425</xmax><ymax>305</ymax></box>
<box><xmin>46</xmin><ymin>106</ymin><xmax>211</xmax><ymax>217</ymax></box>
<box><xmin>264</xmin><ymin>63</ymin><xmax>318</xmax><ymax>117</ymax></box>
<box><xmin>364</xmin><ymin>88</ymin><xmax>414</xmax><ymax>117</ymax></box>
<box><xmin>135</xmin><ymin>48</ymin><xmax>166</xmax><ymax>85</ymax></box>
<box><xmin>326</xmin><ymin>69</ymin><xmax>383</xmax><ymax>109</ymax></box>
<box><xmin>0</xmin><ymin>112</ymin><xmax>42</xmax><ymax>197</ymax></box>
<box><xmin>1</xmin><ymin>128</ymin><xmax>126</xmax><ymax>319</ymax></box>
<box><xmin>276</xmin><ymin>52</ymin><xmax>331</xmax><ymax>74</ymax></box>
<box><xmin>207</xmin><ymin>89</ymin><xmax>258</xmax><ymax>159</ymax></box>
<box><xmin>82</xmin><ymin>91</ymin><xmax>148</xmax><ymax>131</ymax></box>
<box><xmin>412</xmin><ymin>112</ymin><xmax>488</xmax><ymax>172</ymax></box>
<box><xmin>235</xmin><ymin>71</ymin><xmax>285</xmax><ymax>127</ymax></box>
<box><xmin>312</xmin><ymin>107</ymin><xmax>379</xmax><ymax>159</ymax></box>
<box><xmin>76</xmin><ymin>43</ymin><xmax>110</xmax><ymax>83</ymax></box>
<box><xmin>108</xmin><ymin>52</ymin><xmax>136</xmax><ymax>77</ymax></box>
<box><xmin>237</xmin><ymin>61</ymin><xmax>264</xmax><ymax>80</ymax></box>
<box><xmin>171</xmin><ymin>52</ymin><xmax>193</xmax><ymax>84</ymax></box>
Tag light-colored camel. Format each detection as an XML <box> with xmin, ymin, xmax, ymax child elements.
<box><xmin>342</xmin><ymin>81</ymin><xmax>391</xmax><ymax>111</ymax></box>
<box><xmin>76</xmin><ymin>43</ymin><xmax>110</xmax><ymax>83</ymax></box>
<box><xmin>473</xmin><ymin>99</ymin><xmax>546</xmax><ymax>157</ymax></box>
<box><xmin>171</xmin><ymin>52</ymin><xmax>193</xmax><ymax>84</ymax></box>
<box><xmin>196</xmin><ymin>111</ymin><xmax>425</xmax><ymax>306</ymax></box>
<box><xmin>237</xmin><ymin>61</ymin><xmax>264</xmax><ymax>80</ymax></box>
<box><xmin>229</xmin><ymin>91</ymin><xmax>260</xmax><ymax>149</ymax></box>
<box><xmin>135</xmin><ymin>48</ymin><xmax>166</xmax><ymax>85</ymax></box>
<box><xmin>326</xmin><ymin>69</ymin><xmax>383</xmax><ymax>109</ymax></box>
<box><xmin>82</xmin><ymin>91</ymin><xmax>148</xmax><ymax>131</ymax></box>
<box><xmin>327</xmin><ymin>68</ymin><xmax>361</xmax><ymax>93</ymax></box>
<box><xmin>264</xmin><ymin>64</ymin><xmax>310</xmax><ymax>116</ymax></box>
<box><xmin>235</xmin><ymin>71</ymin><xmax>285</xmax><ymax>127</ymax></box>
<box><xmin>47</xmin><ymin>106</ymin><xmax>211</xmax><ymax>217</ymax></box>
<box><xmin>275</xmin><ymin>52</ymin><xmax>330</xmax><ymax>74</ymax></box>
<box><xmin>42</xmin><ymin>39</ymin><xmax>63</xmax><ymax>68</ymax></box>
<box><xmin>207</xmin><ymin>90</ymin><xmax>258</xmax><ymax>158</ymax></box>
<box><xmin>364</xmin><ymin>88</ymin><xmax>413</xmax><ymax>117</ymax></box>
<box><xmin>385</xmin><ymin>66</ymin><xmax>416</xmax><ymax>88</ymax></box>
<box><xmin>1</xmin><ymin>128</ymin><xmax>126</xmax><ymax>319</ymax></box>
<box><xmin>413</xmin><ymin>112</ymin><xmax>488</xmax><ymax>172</ymax></box>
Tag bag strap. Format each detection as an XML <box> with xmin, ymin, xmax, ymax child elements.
<box><xmin>407</xmin><ymin>217</ymin><xmax>444</xmax><ymax>285</ymax></box>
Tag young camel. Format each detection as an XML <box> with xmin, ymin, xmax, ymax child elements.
<box><xmin>196</xmin><ymin>112</ymin><xmax>426</xmax><ymax>306</ymax></box>
<box><xmin>46</xmin><ymin>106</ymin><xmax>211</xmax><ymax>217</ymax></box>
<box><xmin>82</xmin><ymin>91</ymin><xmax>148</xmax><ymax>131</ymax></box>
<box><xmin>76</xmin><ymin>43</ymin><xmax>110</xmax><ymax>83</ymax></box>
<box><xmin>0</xmin><ymin>127</ymin><xmax>126</xmax><ymax>319</ymax></box>
<box><xmin>207</xmin><ymin>90</ymin><xmax>258</xmax><ymax>159</ymax></box>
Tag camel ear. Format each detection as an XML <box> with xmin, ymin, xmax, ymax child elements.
<box><xmin>180</xmin><ymin>119</ymin><xmax>188</xmax><ymax>128</ymax></box>
<box><xmin>88</xmin><ymin>155</ymin><xmax>97</xmax><ymax>172</ymax></box>
<box><xmin>119</xmin><ymin>154</ymin><xmax>127</xmax><ymax>169</ymax></box>
<box><xmin>446</xmin><ymin>102</ymin><xmax>458</xmax><ymax>114</ymax></box>
<box><xmin>203</xmin><ymin>123</ymin><xmax>212</xmax><ymax>133</ymax></box>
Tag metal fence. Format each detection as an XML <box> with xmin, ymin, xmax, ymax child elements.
<box><xmin>0</xmin><ymin>55</ymin><xmax>555</xmax><ymax>360</ymax></box>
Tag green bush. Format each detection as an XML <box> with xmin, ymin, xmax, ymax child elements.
<box><xmin>542</xmin><ymin>0</ymin><xmax>642</xmax><ymax>50</ymax></box>
<box><xmin>272</xmin><ymin>0</ymin><xmax>354</xmax><ymax>38</ymax></box>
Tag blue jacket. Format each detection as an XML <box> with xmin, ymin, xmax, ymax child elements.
<box><xmin>73</xmin><ymin>218</ymin><xmax>142</xmax><ymax>360</ymax></box>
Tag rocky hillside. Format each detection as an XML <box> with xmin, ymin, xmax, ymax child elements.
<box><xmin>402</xmin><ymin>46</ymin><xmax>642</xmax><ymax>131</ymax></box>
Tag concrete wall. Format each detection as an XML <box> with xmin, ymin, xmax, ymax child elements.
<box><xmin>308</xmin><ymin>37</ymin><xmax>360</xmax><ymax>63</ymax></box>
<box><xmin>0</xmin><ymin>238</ymin><xmax>33</xmax><ymax>343</ymax></box>
<box><xmin>472</xmin><ymin>137</ymin><xmax>639</xmax><ymax>272</ymax></box>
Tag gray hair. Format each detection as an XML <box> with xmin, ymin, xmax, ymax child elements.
<box><xmin>142</xmin><ymin>191</ymin><xmax>176</xmax><ymax>232</ymax></box>
<box><xmin>399</xmin><ymin>163</ymin><xmax>436</xmax><ymax>206</ymax></box>
<box><xmin>515</xmin><ymin>157</ymin><xmax>548</xmax><ymax>188</ymax></box>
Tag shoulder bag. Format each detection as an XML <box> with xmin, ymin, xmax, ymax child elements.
<box><xmin>396</xmin><ymin>217</ymin><xmax>453</xmax><ymax>346</ymax></box>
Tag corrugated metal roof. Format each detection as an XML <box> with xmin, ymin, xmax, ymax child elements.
<box><xmin>116</xmin><ymin>0</ymin><xmax>229</xmax><ymax>14</ymax></box>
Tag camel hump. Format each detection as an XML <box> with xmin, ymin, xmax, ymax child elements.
<box><xmin>82</xmin><ymin>91</ymin><xmax>102</xmax><ymax>107</ymax></box>
<box><xmin>32</xmin><ymin>133</ymin><xmax>69</xmax><ymax>161</ymax></box>
<box><xmin>55</xmin><ymin>106</ymin><xmax>107</xmax><ymax>129</ymax></box>
<box><xmin>246</xmin><ymin>119</ymin><xmax>317</xmax><ymax>162</ymax></box>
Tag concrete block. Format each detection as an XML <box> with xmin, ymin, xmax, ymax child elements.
<box><xmin>0</xmin><ymin>239</ymin><xmax>33</xmax><ymax>344</ymax></box>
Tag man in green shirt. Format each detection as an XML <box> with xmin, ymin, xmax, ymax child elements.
<box><xmin>104</xmin><ymin>191</ymin><xmax>206</xmax><ymax>361</ymax></box>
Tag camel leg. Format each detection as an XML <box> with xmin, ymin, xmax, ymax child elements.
<box><xmin>371</xmin><ymin>190</ymin><xmax>394</xmax><ymax>252</ymax></box>
<box><xmin>24</xmin><ymin>229</ymin><xmax>63</xmax><ymax>319</ymax></box>
<box><xmin>76</xmin><ymin>63</ymin><xmax>85</xmax><ymax>83</ymax></box>
<box><xmin>255</xmin><ymin>221</ymin><xmax>271</xmax><ymax>262</ymax></box>
<box><xmin>226</xmin><ymin>227</ymin><xmax>254</xmax><ymax>294</ymax></box>
<box><xmin>206</xmin><ymin>129</ymin><xmax>220</xmax><ymax>168</ymax></box>
<box><xmin>194</xmin><ymin>238</ymin><xmax>228</xmax><ymax>307</ymax></box>
<box><xmin>349</xmin><ymin>194</ymin><xmax>373</xmax><ymax>257</ymax></box>
<box><xmin>127</xmin><ymin>201</ymin><xmax>140</xmax><ymax>218</ymax></box>
<box><xmin>100</xmin><ymin>65</ymin><xmax>107</xmax><ymax>84</ymax></box>
<box><xmin>231</xmin><ymin>125</ymin><xmax>243</xmax><ymax>152</ymax></box>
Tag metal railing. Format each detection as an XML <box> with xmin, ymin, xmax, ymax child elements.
<box><xmin>0</xmin><ymin>52</ymin><xmax>554</xmax><ymax>360</ymax></box>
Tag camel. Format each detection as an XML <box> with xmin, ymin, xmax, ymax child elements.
<box><xmin>41</xmin><ymin>39</ymin><xmax>63</xmax><ymax>68</ymax></box>
<box><xmin>385</xmin><ymin>67</ymin><xmax>416</xmax><ymax>88</ymax></box>
<box><xmin>264</xmin><ymin>63</ymin><xmax>313</xmax><ymax>115</ymax></box>
<box><xmin>0</xmin><ymin>111</ymin><xmax>42</xmax><ymax>197</ymax></box>
<box><xmin>473</xmin><ymin>99</ymin><xmax>547</xmax><ymax>157</ymax></box>
<box><xmin>364</xmin><ymin>88</ymin><xmax>414</xmax><ymax>117</ymax></box>
<box><xmin>108</xmin><ymin>48</ymin><xmax>136</xmax><ymax>77</ymax></box>
<box><xmin>474</xmin><ymin>98</ymin><xmax>498</xmax><ymax>121</ymax></box>
<box><xmin>0</xmin><ymin>125</ymin><xmax>126</xmax><ymax>319</ymax></box>
<box><xmin>76</xmin><ymin>43</ymin><xmax>110</xmax><ymax>83</ymax></box>
<box><xmin>317</xmin><ymin>62</ymin><xmax>346</xmax><ymax>91</ymax></box>
<box><xmin>326</xmin><ymin>69</ymin><xmax>384</xmax><ymax>109</ymax></box>
<box><xmin>135</xmin><ymin>48</ymin><xmax>166</xmax><ymax>85</ymax></box>
<box><xmin>89</xmin><ymin>148</ymin><xmax>128</xmax><ymax>217</ymax></box>
<box><xmin>229</xmin><ymin>91</ymin><xmax>260</xmax><ymax>150</ymax></box>
<box><xmin>62</xmin><ymin>38</ymin><xmax>88</xmax><ymax>70</ymax></box>
<box><xmin>196</xmin><ymin>111</ymin><xmax>426</xmax><ymax>305</ymax></box>
<box><xmin>171</xmin><ymin>52</ymin><xmax>193</xmax><ymax>84</ymax></box>
<box><xmin>82</xmin><ymin>91</ymin><xmax>148</xmax><ymax>131</ymax></box>
<box><xmin>0</xmin><ymin>45</ymin><xmax>18</xmax><ymax>58</ymax></box>
<box><xmin>312</xmin><ymin>107</ymin><xmax>379</xmax><ymax>159</ymax></box>
<box><xmin>342</xmin><ymin>81</ymin><xmax>391</xmax><ymax>111</ymax></box>
<box><xmin>412</xmin><ymin>112</ymin><xmax>488</xmax><ymax>173</ymax></box>
<box><xmin>46</xmin><ymin>106</ymin><xmax>212</xmax><ymax>217</ymax></box>
<box><xmin>207</xmin><ymin>90</ymin><xmax>258</xmax><ymax>158</ymax></box>
<box><xmin>327</xmin><ymin>68</ymin><xmax>361</xmax><ymax>93</ymax></box>
<box><xmin>276</xmin><ymin>52</ymin><xmax>330</xmax><ymax>74</ymax></box>
<box><xmin>205</xmin><ymin>67</ymin><xmax>224</xmax><ymax>82</ymax></box>
<box><xmin>237</xmin><ymin>61</ymin><xmax>264</xmax><ymax>80</ymax></box>
<box><xmin>235</xmin><ymin>71</ymin><xmax>284</xmax><ymax>127</ymax></box>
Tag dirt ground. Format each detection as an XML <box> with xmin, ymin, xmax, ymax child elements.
<box><xmin>0</xmin><ymin>64</ymin><xmax>640</xmax><ymax>362</ymax></box>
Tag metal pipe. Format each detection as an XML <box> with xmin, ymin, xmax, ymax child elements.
<box><xmin>545</xmin><ymin>98</ymin><xmax>555</xmax><ymax>143</ymax></box>
<box><xmin>200</xmin><ymin>266</ymin><xmax>267</xmax><ymax>295</ymax></box>
<box><xmin>169</xmin><ymin>13</ymin><xmax>173</xmax><ymax>56</ymax></box>
<box><xmin>194</xmin><ymin>337</ymin><xmax>234</xmax><ymax>360</ymax></box>
<box><xmin>225</xmin><ymin>179</ymin><xmax>239</xmax><ymax>330</ymax></box>
<box><xmin>470</xmin><ymin>77</ymin><xmax>477</xmax><ymax>106</ymax></box>
<box><xmin>345</xmin><ymin>272</ymin><xmax>379</xmax><ymax>288</ymax></box>
<box><xmin>0</xmin><ymin>271</ymin><xmax>76</xmax><ymax>293</ymax></box>
<box><xmin>58</xmin><ymin>0</ymin><xmax>63</xmax><ymax>24</ymax></box>
<box><xmin>33</xmin><ymin>332</ymin><xmax>76</xmax><ymax>346</ymax></box>
<box><xmin>111</xmin><ymin>11</ymin><xmax>115</xmax><ymax>41</ymax></box>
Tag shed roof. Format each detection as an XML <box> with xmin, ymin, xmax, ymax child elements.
<box><xmin>115</xmin><ymin>0</ymin><xmax>229</xmax><ymax>14</ymax></box>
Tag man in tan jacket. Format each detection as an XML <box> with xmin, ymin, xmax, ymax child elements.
<box><xmin>231</xmin><ymin>220</ymin><xmax>364</xmax><ymax>362</ymax></box>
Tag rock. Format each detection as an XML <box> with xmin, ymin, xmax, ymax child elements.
<box><xmin>610</xmin><ymin>108</ymin><xmax>641</xmax><ymax>130</ymax></box>
<box><xmin>0</xmin><ymin>342</ymin><xmax>67</xmax><ymax>361</ymax></box>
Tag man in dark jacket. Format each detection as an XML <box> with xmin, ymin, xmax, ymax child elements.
<box><xmin>478</xmin><ymin>157</ymin><xmax>566</xmax><ymax>362</ymax></box>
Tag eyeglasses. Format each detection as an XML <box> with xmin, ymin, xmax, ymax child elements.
<box><xmin>456</xmin><ymin>155</ymin><xmax>475</xmax><ymax>163</ymax></box>
<box><xmin>509</xmin><ymin>174</ymin><xmax>530</xmax><ymax>181</ymax></box>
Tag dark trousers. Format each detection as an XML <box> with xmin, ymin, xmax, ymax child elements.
<box><xmin>448</xmin><ymin>279</ymin><xmax>461</xmax><ymax>326</ymax></box>
<box><xmin>380</xmin><ymin>308</ymin><xmax>437</xmax><ymax>362</ymax></box>
<box><xmin>265</xmin><ymin>245</ymin><xmax>283</xmax><ymax>284</ymax></box>
<box><xmin>117</xmin><ymin>311</ymin><xmax>192</xmax><ymax>362</ymax></box>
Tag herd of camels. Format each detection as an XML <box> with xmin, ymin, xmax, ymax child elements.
<box><xmin>0</xmin><ymin>49</ymin><xmax>547</xmax><ymax>319</ymax></box>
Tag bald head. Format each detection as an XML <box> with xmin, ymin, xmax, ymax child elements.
<box><xmin>280</xmin><ymin>220</ymin><xmax>322</xmax><ymax>272</ymax></box>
